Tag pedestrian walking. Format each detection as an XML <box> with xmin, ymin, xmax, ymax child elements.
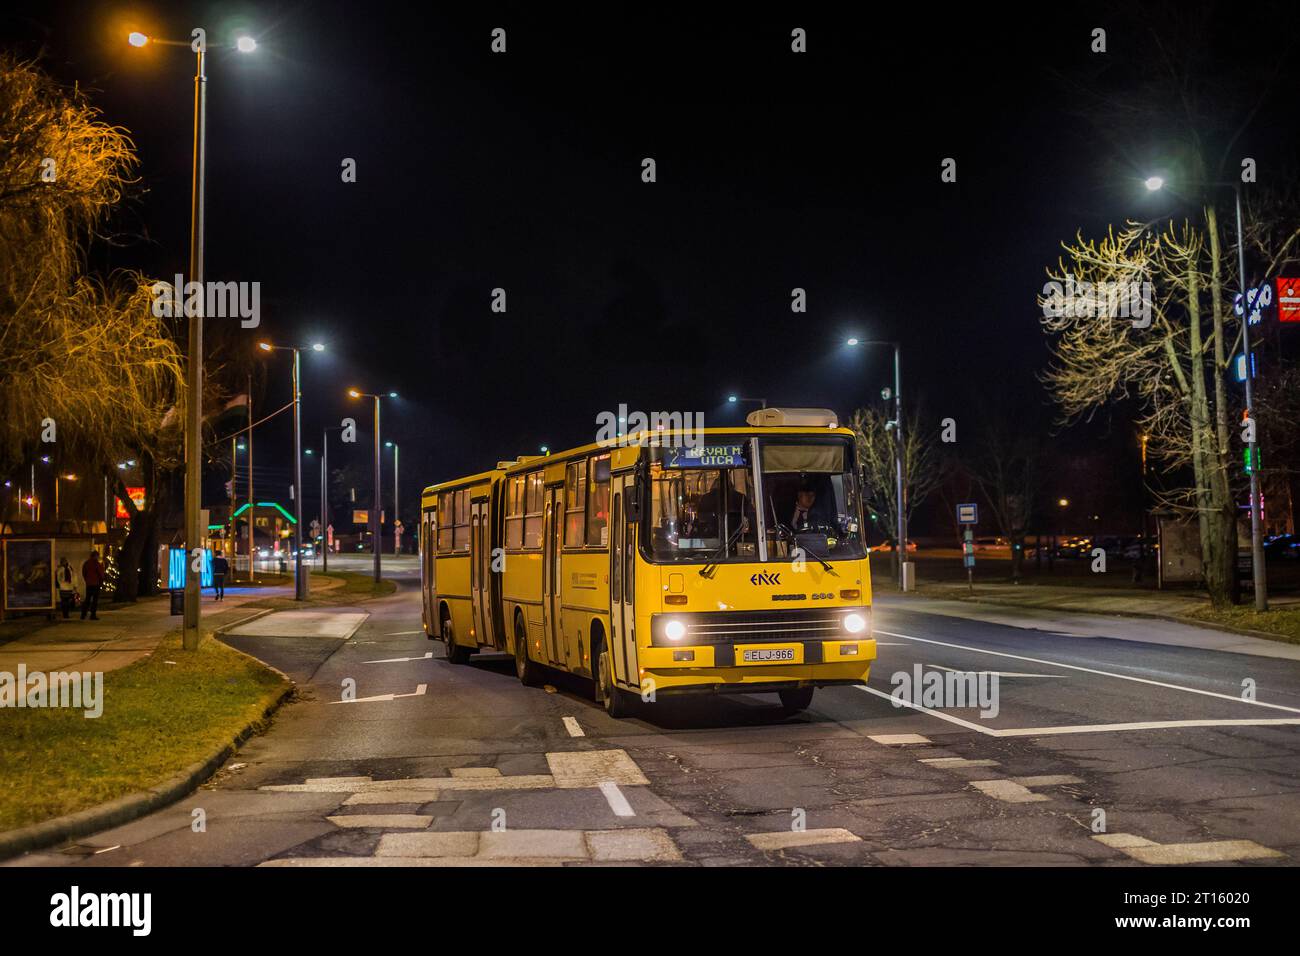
<box><xmin>80</xmin><ymin>549</ymin><xmax>103</xmax><ymax>620</ymax></box>
<box><xmin>213</xmin><ymin>551</ymin><xmax>229</xmax><ymax>601</ymax></box>
<box><xmin>56</xmin><ymin>557</ymin><xmax>77</xmax><ymax>619</ymax></box>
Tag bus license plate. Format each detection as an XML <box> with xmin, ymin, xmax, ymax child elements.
<box><xmin>742</xmin><ymin>647</ymin><xmax>795</xmax><ymax>663</ymax></box>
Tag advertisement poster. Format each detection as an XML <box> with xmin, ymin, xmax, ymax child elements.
<box><xmin>4</xmin><ymin>538</ymin><xmax>55</xmax><ymax>610</ymax></box>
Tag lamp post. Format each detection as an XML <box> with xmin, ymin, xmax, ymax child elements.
<box><xmin>846</xmin><ymin>338</ymin><xmax>906</xmax><ymax>591</ymax></box>
<box><xmin>349</xmin><ymin>389</ymin><xmax>397</xmax><ymax>583</ymax></box>
<box><xmin>385</xmin><ymin>441</ymin><xmax>400</xmax><ymax>555</ymax></box>
<box><xmin>1145</xmin><ymin>175</ymin><xmax>1267</xmax><ymax>609</ymax></box>
<box><xmin>129</xmin><ymin>28</ymin><xmax>257</xmax><ymax>648</ymax></box>
<box><xmin>320</xmin><ymin>425</ymin><xmax>342</xmax><ymax>573</ymax></box>
<box><xmin>259</xmin><ymin>341</ymin><xmax>323</xmax><ymax>599</ymax></box>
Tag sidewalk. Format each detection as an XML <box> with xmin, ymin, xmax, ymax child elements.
<box><xmin>911</xmin><ymin>580</ymin><xmax>1300</xmax><ymax>616</ymax></box>
<box><xmin>0</xmin><ymin>574</ymin><xmax>345</xmax><ymax>676</ymax></box>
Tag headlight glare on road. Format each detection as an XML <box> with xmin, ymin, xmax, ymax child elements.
<box><xmin>842</xmin><ymin>612</ymin><xmax>867</xmax><ymax>634</ymax></box>
<box><xmin>664</xmin><ymin>619</ymin><xmax>687</xmax><ymax>641</ymax></box>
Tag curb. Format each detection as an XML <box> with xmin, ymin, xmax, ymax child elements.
<box><xmin>0</xmin><ymin>621</ymin><xmax>295</xmax><ymax>862</ymax></box>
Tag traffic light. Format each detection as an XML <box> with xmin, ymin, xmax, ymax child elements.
<box><xmin>1244</xmin><ymin>446</ymin><xmax>1261</xmax><ymax>474</ymax></box>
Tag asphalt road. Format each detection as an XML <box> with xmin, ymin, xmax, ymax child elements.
<box><xmin>11</xmin><ymin>568</ymin><xmax>1300</xmax><ymax>867</ymax></box>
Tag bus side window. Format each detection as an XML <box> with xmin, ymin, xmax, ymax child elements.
<box><xmin>587</xmin><ymin>454</ymin><xmax>610</xmax><ymax>547</ymax></box>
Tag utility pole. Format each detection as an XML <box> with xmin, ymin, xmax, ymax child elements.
<box><xmin>1235</xmin><ymin>184</ymin><xmax>1268</xmax><ymax>611</ymax></box>
<box><xmin>372</xmin><ymin>395</ymin><xmax>381</xmax><ymax>583</ymax></box>
<box><xmin>182</xmin><ymin>40</ymin><xmax>207</xmax><ymax>651</ymax></box>
<box><xmin>248</xmin><ymin>372</ymin><xmax>255</xmax><ymax>584</ymax></box>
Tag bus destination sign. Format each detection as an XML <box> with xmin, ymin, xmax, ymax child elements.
<box><xmin>664</xmin><ymin>444</ymin><xmax>747</xmax><ymax>468</ymax></box>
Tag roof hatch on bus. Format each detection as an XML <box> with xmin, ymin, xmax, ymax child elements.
<box><xmin>745</xmin><ymin>407</ymin><xmax>839</xmax><ymax>428</ymax></box>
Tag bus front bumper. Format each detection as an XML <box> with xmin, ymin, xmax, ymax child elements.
<box><xmin>634</xmin><ymin>638</ymin><xmax>875</xmax><ymax>694</ymax></box>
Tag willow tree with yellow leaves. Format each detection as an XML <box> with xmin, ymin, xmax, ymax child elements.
<box><xmin>0</xmin><ymin>54</ymin><xmax>184</xmax><ymax>598</ymax></box>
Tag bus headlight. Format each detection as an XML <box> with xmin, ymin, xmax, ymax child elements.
<box><xmin>664</xmin><ymin>619</ymin><xmax>687</xmax><ymax>641</ymax></box>
<box><xmin>842</xmin><ymin>612</ymin><xmax>867</xmax><ymax>635</ymax></box>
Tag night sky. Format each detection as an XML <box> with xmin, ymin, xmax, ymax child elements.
<box><xmin>5</xmin><ymin>2</ymin><xmax>1297</xmax><ymax>535</ymax></box>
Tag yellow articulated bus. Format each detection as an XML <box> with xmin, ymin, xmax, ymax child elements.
<box><xmin>420</xmin><ymin>407</ymin><xmax>875</xmax><ymax>717</ymax></box>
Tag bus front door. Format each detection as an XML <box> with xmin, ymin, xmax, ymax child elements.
<box><xmin>611</xmin><ymin>474</ymin><xmax>638</xmax><ymax>687</ymax></box>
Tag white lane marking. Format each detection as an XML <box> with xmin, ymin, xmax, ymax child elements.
<box><xmin>562</xmin><ymin>716</ymin><xmax>585</xmax><ymax>737</ymax></box>
<box><xmin>857</xmin><ymin>685</ymin><xmax>998</xmax><ymax>735</ymax></box>
<box><xmin>332</xmin><ymin>683</ymin><xmax>428</xmax><ymax>704</ymax></box>
<box><xmin>362</xmin><ymin>652</ymin><xmax>433</xmax><ymax>663</ymax></box>
<box><xmin>996</xmin><ymin>718</ymin><xmax>1300</xmax><ymax>737</ymax></box>
<box><xmin>859</xmin><ymin>684</ymin><xmax>1300</xmax><ymax>737</ymax></box>
<box><xmin>386</xmin><ymin>630</ymin><xmax>425</xmax><ymax>635</ymax></box>
<box><xmin>928</xmin><ymin>663</ymin><xmax>1061</xmax><ymax>679</ymax></box>
<box><xmin>874</xmin><ymin>642</ymin><xmax>907</xmax><ymax>646</ymax></box>
<box><xmin>877</xmin><ymin>629</ymin><xmax>1300</xmax><ymax>715</ymax></box>
<box><xmin>599</xmin><ymin>781</ymin><xmax>635</xmax><ymax>817</ymax></box>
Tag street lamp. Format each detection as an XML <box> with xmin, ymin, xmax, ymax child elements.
<box><xmin>55</xmin><ymin>473</ymin><xmax>77</xmax><ymax>520</ymax></box>
<box><xmin>258</xmin><ymin>341</ymin><xmax>324</xmax><ymax>599</ymax></box>
<box><xmin>1145</xmin><ymin>174</ymin><xmax>1267</xmax><ymax>610</ymax></box>
<box><xmin>845</xmin><ymin>337</ymin><xmax>907</xmax><ymax>591</ymax></box>
<box><xmin>129</xmin><ymin>27</ymin><xmax>258</xmax><ymax>649</ymax></box>
<box><xmin>348</xmin><ymin>389</ymin><xmax>396</xmax><ymax>582</ymax></box>
<box><xmin>727</xmin><ymin>394</ymin><xmax>768</xmax><ymax>409</ymax></box>
<box><xmin>385</xmin><ymin>441</ymin><xmax>401</xmax><ymax>555</ymax></box>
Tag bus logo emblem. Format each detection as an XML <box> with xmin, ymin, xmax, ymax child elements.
<box><xmin>750</xmin><ymin>572</ymin><xmax>781</xmax><ymax>586</ymax></box>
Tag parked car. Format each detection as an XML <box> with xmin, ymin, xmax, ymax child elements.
<box><xmin>1263</xmin><ymin>534</ymin><xmax>1300</xmax><ymax>560</ymax></box>
<box><xmin>1055</xmin><ymin>536</ymin><xmax>1093</xmax><ymax>558</ymax></box>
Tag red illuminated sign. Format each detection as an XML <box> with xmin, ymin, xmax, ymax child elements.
<box><xmin>1278</xmin><ymin>277</ymin><xmax>1300</xmax><ymax>324</ymax></box>
<box><xmin>115</xmin><ymin>486</ymin><xmax>146</xmax><ymax>519</ymax></box>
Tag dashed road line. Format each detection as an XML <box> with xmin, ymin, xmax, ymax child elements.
<box><xmin>362</xmin><ymin>652</ymin><xmax>433</xmax><ymax>663</ymax></box>
<box><xmin>747</xmin><ymin>828</ymin><xmax>862</xmax><ymax>851</ymax></box>
<box><xmin>599</xmin><ymin>781</ymin><xmax>635</xmax><ymax>817</ymax></box>
<box><xmin>1092</xmin><ymin>833</ymin><xmax>1285</xmax><ymax>864</ymax></box>
<box><xmin>562</xmin><ymin>716</ymin><xmax>585</xmax><ymax>737</ymax></box>
<box><xmin>868</xmin><ymin>733</ymin><xmax>932</xmax><ymax>746</ymax></box>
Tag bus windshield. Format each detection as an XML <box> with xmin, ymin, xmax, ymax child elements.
<box><xmin>644</xmin><ymin>438</ymin><xmax>865</xmax><ymax>563</ymax></box>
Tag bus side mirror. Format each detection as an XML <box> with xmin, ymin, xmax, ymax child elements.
<box><xmin>626</xmin><ymin>486</ymin><xmax>641</xmax><ymax>523</ymax></box>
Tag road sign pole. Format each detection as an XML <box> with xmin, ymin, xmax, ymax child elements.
<box><xmin>1235</xmin><ymin>184</ymin><xmax>1267</xmax><ymax>610</ymax></box>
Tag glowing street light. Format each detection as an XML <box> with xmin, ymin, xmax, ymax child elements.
<box><xmin>128</xmin><ymin>25</ymin><xmax>260</xmax><ymax>648</ymax></box>
<box><xmin>348</xmin><ymin>389</ymin><xmax>398</xmax><ymax>582</ymax></box>
<box><xmin>1143</xmin><ymin>176</ymin><xmax>1164</xmax><ymax>191</ymax></box>
<box><xmin>259</xmin><ymin>341</ymin><xmax>326</xmax><ymax>599</ymax></box>
<box><xmin>235</xmin><ymin>36</ymin><xmax>257</xmax><ymax>53</ymax></box>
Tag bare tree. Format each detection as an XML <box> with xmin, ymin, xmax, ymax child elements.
<box><xmin>849</xmin><ymin>406</ymin><xmax>943</xmax><ymax>571</ymax></box>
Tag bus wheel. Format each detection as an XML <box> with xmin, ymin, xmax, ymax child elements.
<box><xmin>443</xmin><ymin>614</ymin><xmax>472</xmax><ymax>665</ymax></box>
<box><xmin>778</xmin><ymin>687</ymin><xmax>814</xmax><ymax>715</ymax></box>
<box><xmin>597</xmin><ymin>645</ymin><xmax>632</xmax><ymax>718</ymax></box>
<box><xmin>515</xmin><ymin>615</ymin><xmax>541</xmax><ymax>686</ymax></box>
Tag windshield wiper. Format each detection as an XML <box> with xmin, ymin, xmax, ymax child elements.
<box><xmin>767</xmin><ymin>495</ymin><xmax>835</xmax><ymax>573</ymax></box>
<box><xmin>699</xmin><ymin>522</ymin><xmax>746</xmax><ymax>579</ymax></box>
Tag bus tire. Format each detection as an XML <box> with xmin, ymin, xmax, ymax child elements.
<box><xmin>778</xmin><ymin>687</ymin><xmax>814</xmax><ymax>714</ymax></box>
<box><xmin>597</xmin><ymin>643</ymin><xmax>632</xmax><ymax>718</ymax></box>
<box><xmin>443</xmin><ymin>609</ymin><xmax>472</xmax><ymax>665</ymax></box>
<box><xmin>515</xmin><ymin>613</ymin><xmax>541</xmax><ymax>686</ymax></box>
